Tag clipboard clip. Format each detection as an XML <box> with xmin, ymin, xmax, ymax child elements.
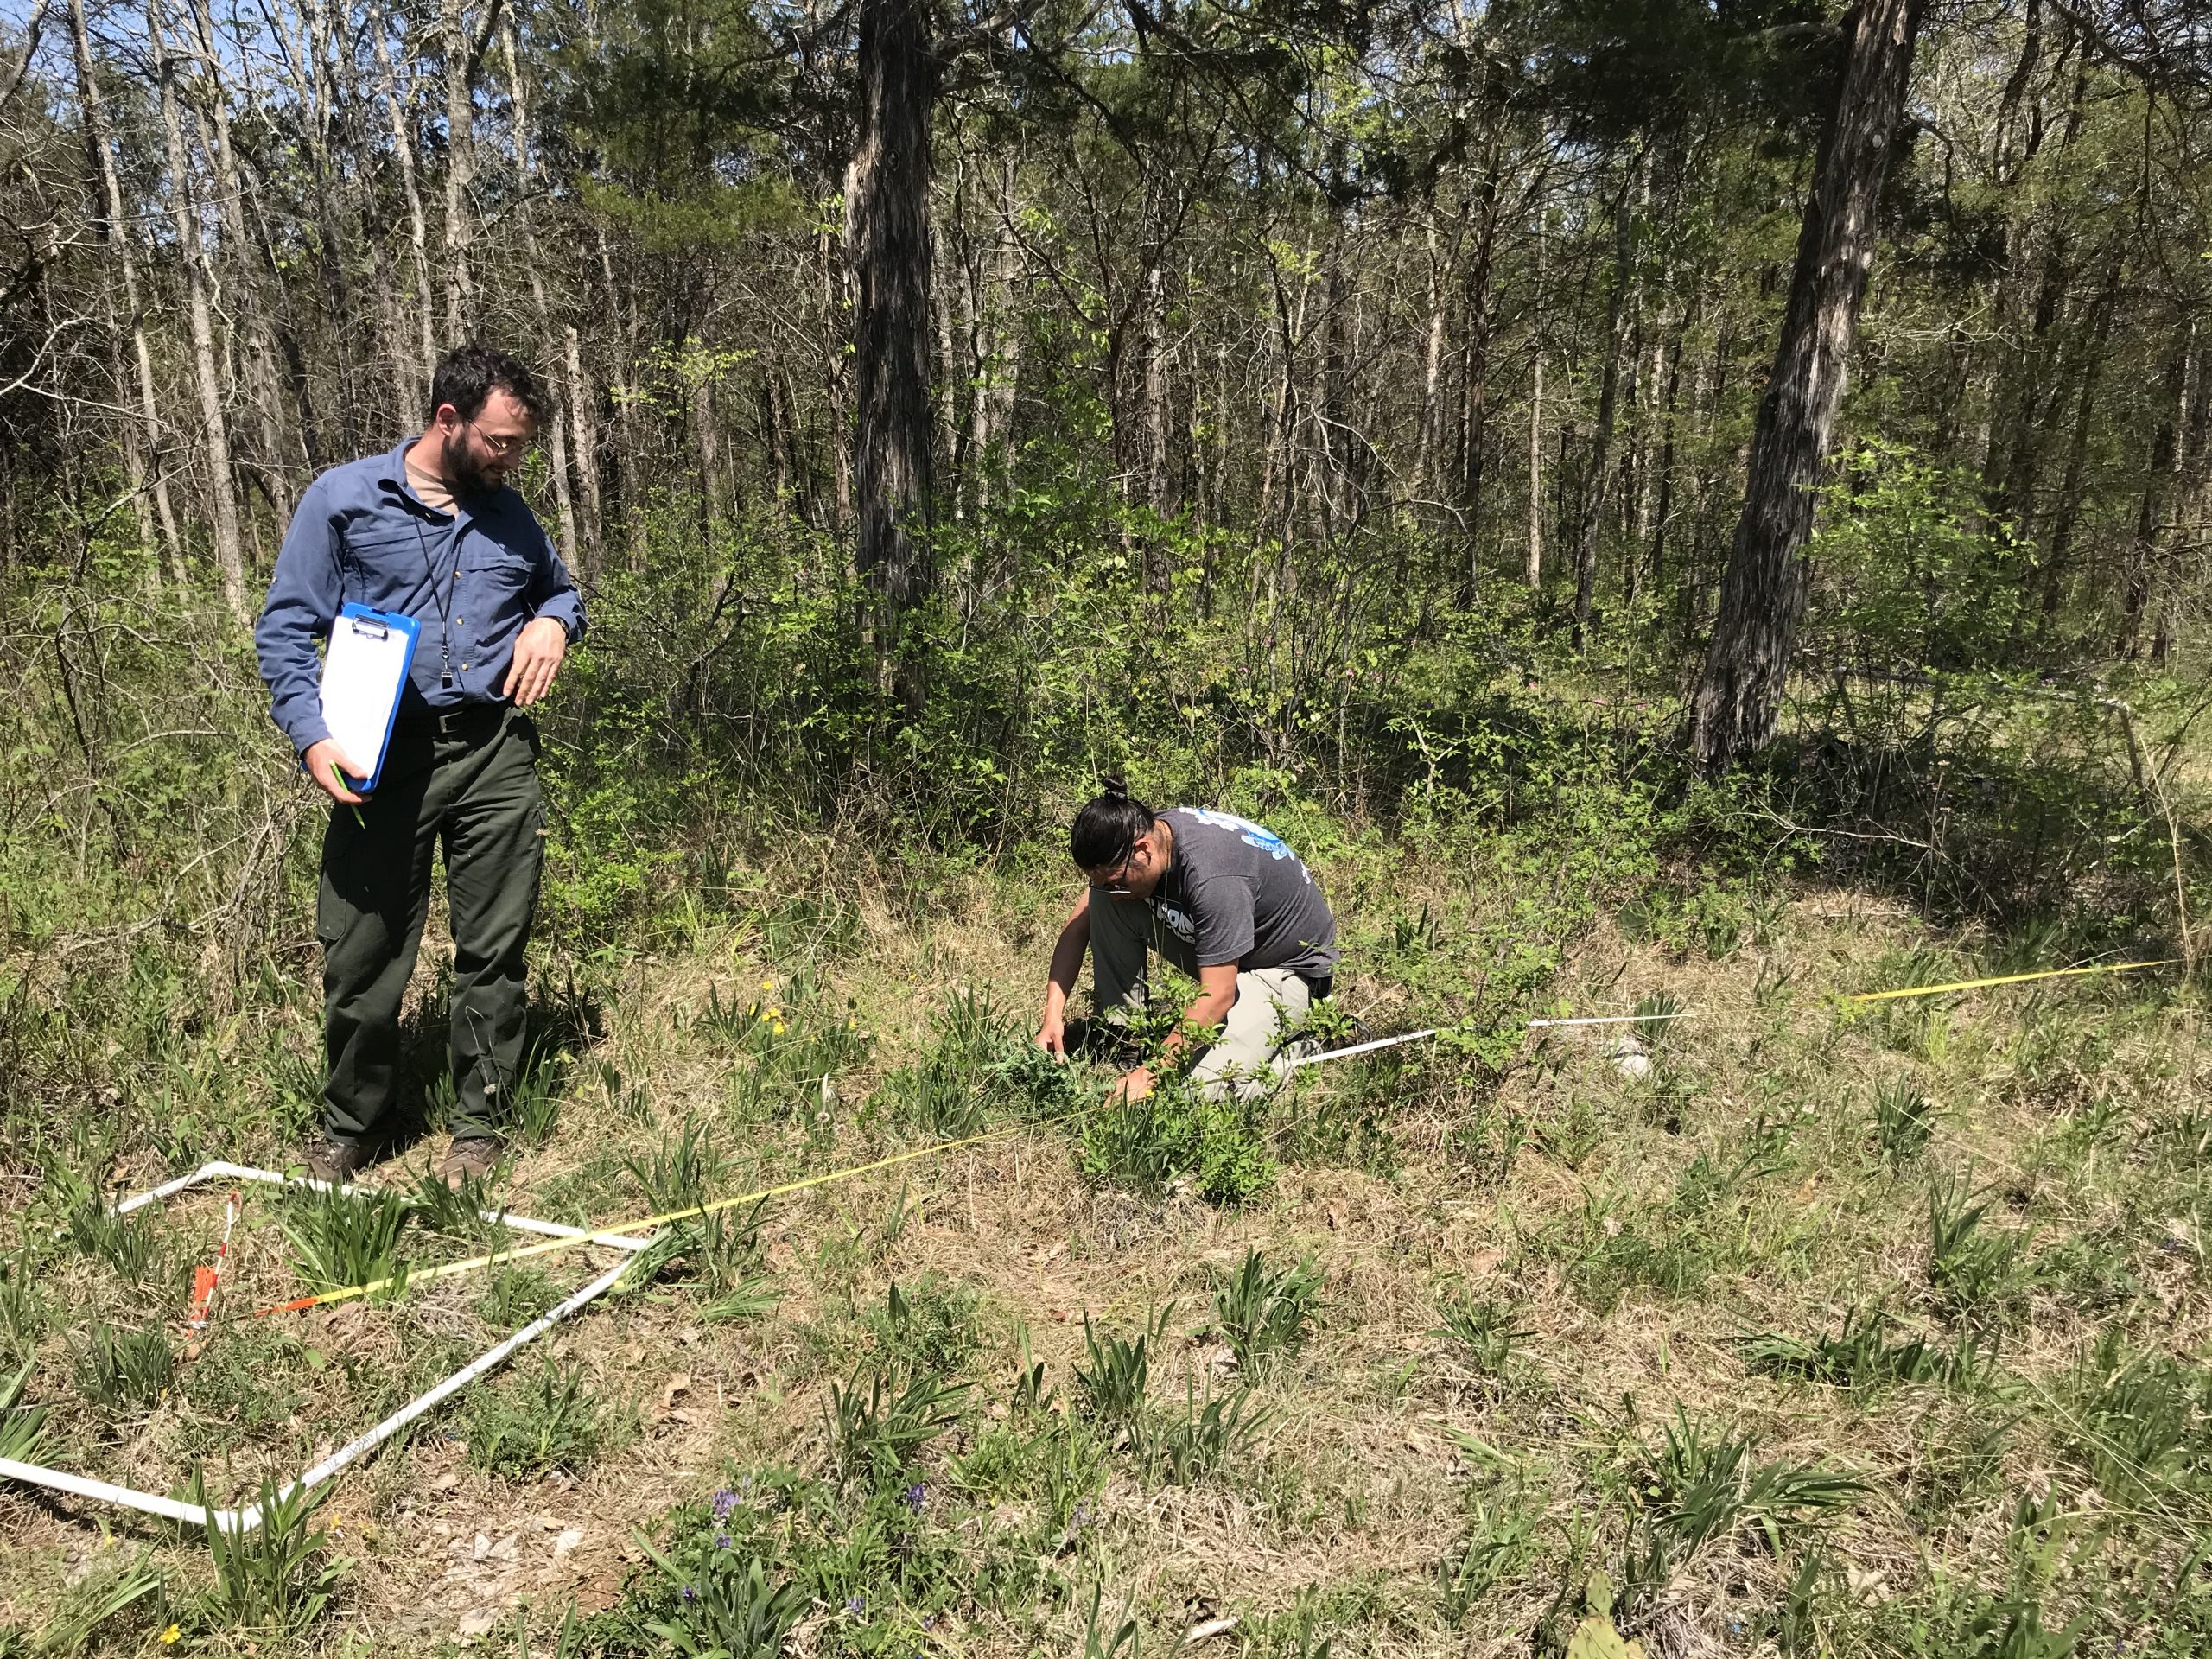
<box><xmin>351</xmin><ymin>619</ymin><xmax>390</xmax><ymax>639</ymax></box>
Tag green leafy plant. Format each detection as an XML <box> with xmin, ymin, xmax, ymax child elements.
<box><xmin>1432</xmin><ymin>1290</ymin><xmax>1533</xmax><ymax>1377</ymax></box>
<box><xmin>279</xmin><ymin>1183</ymin><xmax>411</xmax><ymax>1296</ymax></box>
<box><xmin>24</xmin><ymin>1548</ymin><xmax>163</xmax><ymax>1654</ymax></box>
<box><xmin>1440</xmin><ymin>1483</ymin><xmax>1541</xmax><ymax>1623</ymax></box>
<box><xmin>0</xmin><ymin>1357</ymin><xmax>48</xmax><ymax>1462</ymax></box>
<box><xmin>194</xmin><ymin>1471</ymin><xmax>347</xmax><ymax>1631</ymax></box>
<box><xmin>2059</xmin><ymin>1331</ymin><xmax>2209</xmax><ymax>1498</ymax></box>
<box><xmin>406</xmin><ymin>1162</ymin><xmax>504</xmax><ymax>1243</ymax></box>
<box><xmin>1078</xmin><ymin>1076</ymin><xmax>1275</xmax><ymax>1204</ymax></box>
<box><xmin>1632</xmin><ymin>990</ymin><xmax>1684</xmax><ymax>1049</ymax></box>
<box><xmin>1144</xmin><ymin>1381</ymin><xmax>1268</xmax><ymax>1484</ymax></box>
<box><xmin>868</xmin><ymin>1274</ymin><xmax>982</xmax><ymax>1375</ymax></box>
<box><xmin>1874</xmin><ymin>1075</ymin><xmax>1937</xmax><ymax>1161</ymax></box>
<box><xmin>639</xmin><ymin>1541</ymin><xmax>809</xmax><ymax>1659</ymax></box>
<box><xmin>1076</xmin><ymin>1308</ymin><xmax>1169</xmax><ymax>1431</ymax></box>
<box><xmin>465</xmin><ymin>1361</ymin><xmax>626</xmax><ymax>1478</ymax></box>
<box><xmin>621</xmin><ymin>1117</ymin><xmax>730</xmax><ymax>1211</ymax></box>
<box><xmin>1212</xmin><ymin>1247</ymin><xmax>1322</xmax><ymax>1374</ymax></box>
<box><xmin>72</xmin><ymin>1321</ymin><xmax>173</xmax><ymax>1408</ymax></box>
<box><xmin>823</xmin><ymin>1365</ymin><xmax>968</xmax><ymax>1487</ymax></box>
<box><xmin>1741</xmin><ymin>1306</ymin><xmax>1990</xmax><ymax>1393</ymax></box>
<box><xmin>65</xmin><ymin>1202</ymin><xmax>160</xmax><ymax>1287</ymax></box>
<box><xmin>1928</xmin><ymin>1173</ymin><xmax>2028</xmax><ymax>1320</ymax></box>
<box><xmin>1637</xmin><ymin>1411</ymin><xmax>1865</xmax><ymax>1556</ymax></box>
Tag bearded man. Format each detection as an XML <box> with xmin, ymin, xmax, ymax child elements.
<box><xmin>255</xmin><ymin>344</ymin><xmax>585</xmax><ymax>1186</ymax></box>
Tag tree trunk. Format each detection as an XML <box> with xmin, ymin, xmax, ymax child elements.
<box><xmin>70</xmin><ymin>0</ymin><xmax>182</xmax><ymax>582</ymax></box>
<box><xmin>2118</xmin><ymin>329</ymin><xmax>2189</xmax><ymax>661</ymax></box>
<box><xmin>1573</xmin><ymin>171</ymin><xmax>1637</xmax><ymax>651</ymax></box>
<box><xmin>849</xmin><ymin>0</ymin><xmax>937</xmax><ymax>663</ymax></box>
<box><xmin>564</xmin><ymin>325</ymin><xmax>603</xmax><ymax>580</ymax></box>
<box><xmin>372</xmin><ymin>0</ymin><xmax>437</xmax><ymax>404</ymax></box>
<box><xmin>149</xmin><ymin>0</ymin><xmax>247</xmax><ymax>618</ymax></box>
<box><xmin>1689</xmin><ymin>0</ymin><xmax>1924</xmax><ymax>771</ymax></box>
<box><xmin>441</xmin><ymin>0</ymin><xmax>482</xmax><ymax>346</ymax></box>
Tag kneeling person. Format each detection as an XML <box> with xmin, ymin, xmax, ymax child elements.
<box><xmin>1037</xmin><ymin>781</ymin><xmax>1338</xmax><ymax>1101</ymax></box>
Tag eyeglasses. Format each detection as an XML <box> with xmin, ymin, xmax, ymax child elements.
<box><xmin>467</xmin><ymin>422</ymin><xmax>533</xmax><ymax>459</ymax></box>
<box><xmin>1089</xmin><ymin>846</ymin><xmax>1138</xmax><ymax>893</ymax></box>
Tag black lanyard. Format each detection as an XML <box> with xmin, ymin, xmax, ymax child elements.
<box><xmin>409</xmin><ymin>511</ymin><xmax>462</xmax><ymax>689</ymax></box>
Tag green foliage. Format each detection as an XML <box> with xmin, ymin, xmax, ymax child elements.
<box><xmin>823</xmin><ymin>1367</ymin><xmax>968</xmax><ymax>1490</ymax></box>
<box><xmin>1875</xmin><ymin>1075</ymin><xmax>1939</xmax><ymax>1162</ymax></box>
<box><xmin>865</xmin><ymin>1274</ymin><xmax>982</xmax><ymax>1376</ymax></box>
<box><xmin>1741</xmin><ymin>1306</ymin><xmax>1990</xmax><ymax>1394</ymax></box>
<box><xmin>64</xmin><ymin>1201</ymin><xmax>161</xmax><ymax>1287</ymax></box>
<box><xmin>1431</xmin><ymin>1290</ymin><xmax>1532</xmax><ymax>1378</ymax></box>
<box><xmin>0</xmin><ymin>1357</ymin><xmax>48</xmax><ymax>1462</ymax></box>
<box><xmin>279</xmin><ymin>1183</ymin><xmax>411</xmax><ymax>1297</ymax></box>
<box><xmin>1076</xmin><ymin>1308</ymin><xmax>1166</xmax><ymax>1432</ymax></box>
<box><xmin>2058</xmin><ymin>1332</ymin><xmax>2209</xmax><ymax>1498</ymax></box>
<box><xmin>1927</xmin><ymin>1173</ymin><xmax>2031</xmax><ymax>1322</ymax></box>
<box><xmin>1078</xmin><ymin>1074</ymin><xmax>1275</xmax><ymax>1204</ymax></box>
<box><xmin>1439</xmin><ymin>1476</ymin><xmax>1541</xmax><ymax>1622</ymax></box>
<box><xmin>1212</xmin><ymin>1248</ymin><xmax>1323</xmax><ymax>1375</ymax></box>
<box><xmin>194</xmin><ymin>1471</ymin><xmax>347</xmax><ymax>1632</ymax></box>
<box><xmin>23</xmin><ymin>1548</ymin><xmax>163</xmax><ymax>1655</ymax></box>
<box><xmin>622</xmin><ymin>1116</ymin><xmax>731</xmax><ymax>1211</ymax></box>
<box><xmin>465</xmin><ymin>1360</ymin><xmax>629</xmax><ymax>1479</ymax></box>
<box><xmin>1142</xmin><ymin>1380</ymin><xmax>1269</xmax><ymax>1484</ymax></box>
<box><xmin>71</xmin><ymin>1321</ymin><xmax>173</xmax><ymax>1408</ymax></box>
<box><xmin>639</xmin><ymin>1541</ymin><xmax>810</xmax><ymax>1659</ymax></box>
<box><xmin>406</xmin><ymin>1163</ymin><xmax>505</xmax><ymax>1243</ymax></box>
<box><xmin>1635</xmin><ymin>1411</ymin><xmax>1866</xmax><ymax>1557</ymax></box>
<box><xmin>1808</xmin><ymin>442</ymin><xmax>2031</xmax><ymax>674</ymax></box>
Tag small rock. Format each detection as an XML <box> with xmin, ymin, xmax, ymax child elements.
<box><xmin>455</xmin><ymin>1606</ymin><xmax>500</xmax><ymax>1638</ymax></box>
<box><xmin>473</xmin><ymin>1532</ymin><xmax>493</xmax><ymax>1560</ymax></box>
<box><xmin>553</xmin><ymin>1527</ymin><xmax>585</xmax><ymax>1558</ymax></box>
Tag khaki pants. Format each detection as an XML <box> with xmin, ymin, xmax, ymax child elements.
<box><xmin>1089</xmin><ymin>889</ymin><xmax>1313</xmax><ymax>1102</ymax></box>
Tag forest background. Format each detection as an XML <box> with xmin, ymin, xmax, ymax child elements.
<box><xmin>3</xmin><ymin>0</ymin><xmax>2212</xmax><ymax>1654</ymax></box>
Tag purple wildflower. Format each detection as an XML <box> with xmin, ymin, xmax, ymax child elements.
<box><xmin>844</xmin><ymin>1593</ymin><xmax>867</xmax><ymax>1617</ymax></box>
<box><xmin>710</xmin><ymin>1488</ymin><xmax>738</xmax><ymax>1521</ymax></box>
<box><xmin>904</xmin><ymin>1481</ymin><xmax>927</xmax><ymax>1513</ymax></box>
<box><xmin>715</xmin><ymin>1533</ymin><xmax>732</xmax><ymax>1551</ymax></box>
<box><xmin>682</xmin><ymin>1586</ymin><xmax>698</xmax><ymax>1602</ymax></box>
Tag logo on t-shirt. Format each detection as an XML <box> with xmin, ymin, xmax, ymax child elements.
<box><xmin>1187</xmin><ymin>809</ymin><xmax>1294</xmax><ymax>860</ymax></box>
<box><xmin>1154</xmin><ymin>901</ymin><xmax>1196</xmax><ymax>944</ymax></box>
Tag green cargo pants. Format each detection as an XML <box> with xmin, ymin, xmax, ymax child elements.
<box><xmin>1087</xmin><ymin>888</ymin><xmax>1316</xmax><ymax>1103</ymax></box>
<box><xmin>316</xmin><ymin>706</ymin><xmax>543</xmax><ymax>1144</ymax></box>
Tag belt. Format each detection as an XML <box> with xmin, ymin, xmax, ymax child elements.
<box><xmin>397</xmin><ymin>703</ymin><xmax>505</xmax><ymax>738</ymax></box>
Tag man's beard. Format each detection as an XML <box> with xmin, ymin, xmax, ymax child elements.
<box><xmin>439</xmin><ymin>429</ymin><xmax>499</xmax><ymax>497</ymax></box>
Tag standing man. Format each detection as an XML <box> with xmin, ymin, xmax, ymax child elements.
<box><xmin>257</xmin><ymin>345</ymin><xmax>584</xmax><ymax>1186</ymax></box>
<box><xmin>1036</xmin><ymin>780</ymin><xmax>1338</xmax><ymax>1102</ymax></box>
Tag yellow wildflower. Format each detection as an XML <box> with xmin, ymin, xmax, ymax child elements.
<box><xmin>159</xmin><ymin>1626</ymin><xmax>181</xmax><ymax>1646</ymax></box>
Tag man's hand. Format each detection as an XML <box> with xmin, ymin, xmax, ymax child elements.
<box><xmin>1037</xmin><ymin>1015</ymin><xmax>1067</xmax><ymax>1058</ymax></box>
<box><xmin>1108</xmin><ymin>1065</ymin><xmax>1155</xmax><ymax>1104</ymax></box>
<box><xmin>503</xmin><ymin>616</ymin><xmax>568</xmax><ymax>707</ymax></box>
<box><xmin>302</xmin><ymin>738</ymin><xmax>366</xmax><ymax>805</ymax></box>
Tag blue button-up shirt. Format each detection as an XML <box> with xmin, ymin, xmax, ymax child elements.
<box><xmin>255</xmin><ymin>435</ymin><xmax>586</xmax><ymax>755</ymax></box>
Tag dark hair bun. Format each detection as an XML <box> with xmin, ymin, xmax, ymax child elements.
<box><xmin>1100</xmin><ymin>774</ymin><xmax>1128</xmax><ymax>800</ymax></box>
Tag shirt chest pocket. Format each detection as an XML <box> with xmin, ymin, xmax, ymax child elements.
<box><xmin>336</xmin><ymin>526</ymin><xmax>438</xmax><ymax>609</ymax></box>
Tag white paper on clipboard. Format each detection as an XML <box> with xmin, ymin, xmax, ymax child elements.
<box><xmin>318</xmin><ymin>606</ymin><xmax>418</xmax><ymax>791</ymax></box>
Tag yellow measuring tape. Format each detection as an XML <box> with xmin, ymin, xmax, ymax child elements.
<box><xmin>1835</xmin><ymin>958</ymin><xmax>2178</xmax><ymax>1006</ymax></box>
<box><xmin>257</xmin><ymin>1116</ymin><xmax>1067</xmax><ymax>1316</ymax></box>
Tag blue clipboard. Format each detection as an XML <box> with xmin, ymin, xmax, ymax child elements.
<box><xmin>318</xmin><ymin>603</ymin><xmax>421</xmax><ymax>793</ymax></box>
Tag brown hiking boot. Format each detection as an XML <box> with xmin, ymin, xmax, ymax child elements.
<box><xmin>441</xmin><ymin>1136</ymin><xmax>506</xmax><ymax>1189</ymax></box>
<box><xmin>304</xmin><ymin>1135</ymin><xmax>374</xmax><ymax>1185</ymax></box>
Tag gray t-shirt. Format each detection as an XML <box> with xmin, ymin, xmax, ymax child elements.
<box><xmin>1147</xmin><ymin>808</ymin><xmax>1338</xmax><ymax>979</ymax></box>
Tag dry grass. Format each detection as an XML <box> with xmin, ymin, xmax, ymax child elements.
<box><xmin>1</xmin><ymin>842</ymin><xmax>2207</xmax><ymax>1656</ymax></box>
